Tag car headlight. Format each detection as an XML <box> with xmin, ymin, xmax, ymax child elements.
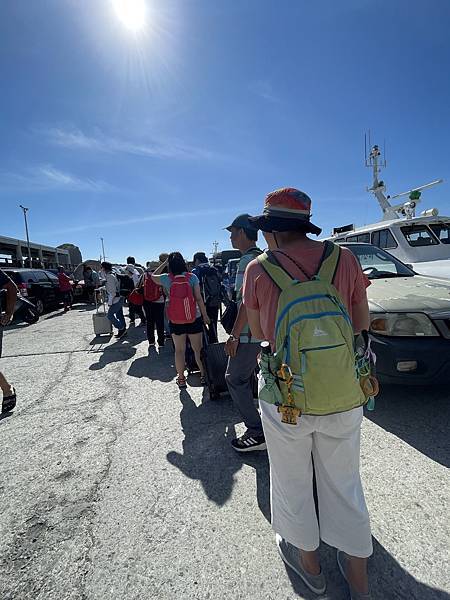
<box><xmin>370</xmin><ymin>313</ymin><xmax>439</xmax><ymax>337</ymax></box>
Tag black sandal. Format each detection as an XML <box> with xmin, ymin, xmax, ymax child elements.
<box><xmin>2</xmin><ymin>386</ymin><xmax>17</xmax><ymax>413</ymax></box>
<box><xmin>176</xmin><ymin>377</ymin><xmax>187</xmax><ymax>389</ymax></box>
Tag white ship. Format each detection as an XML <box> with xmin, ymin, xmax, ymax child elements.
<box><xmin>330</xmin><ymin>141</ymin><xmax>450</xmax><ymax>278</ymax></box>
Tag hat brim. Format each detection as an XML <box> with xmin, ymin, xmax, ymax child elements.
<box><xmin>224</xmin><ymin>224</ymin><xmax>258</xmax><ymax>233</ymax></box>
<box><xmin>248</xmin><ymin>215</ymin><xmax>322</xmax><ymax>236</ymax></box>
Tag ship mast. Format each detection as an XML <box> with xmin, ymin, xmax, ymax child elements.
<box><xmin>365</xmin><ymin>136</ymin><xmax>392</xmax><ymax>219</ymax></box>
<box><xmin>365</xmin><ymin>133</ymin><xmax>443</xmax><ymax>221</ymax></box>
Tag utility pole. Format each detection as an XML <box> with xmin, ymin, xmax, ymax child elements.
<box><xmin>100</xmin><ymin>237</ymin><xmax>106</xmax><ymax>262</ymax></box>
<box><xmin>19</xmin><ymin>205</ymin><xmax>32</xmax><ymax>267</ymax></box>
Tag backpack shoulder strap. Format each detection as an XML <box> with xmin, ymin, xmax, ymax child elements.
<box><xmin>257</xmin><ymin>251</ymin><xmax>296</xmax><ymax>291</ymax></box>
<box><xmin>317</xmin><ymin>241</ymin><xmax>341</xmax><ymax>284</ymax></box>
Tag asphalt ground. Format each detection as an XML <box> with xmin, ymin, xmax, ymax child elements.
<box><xmin>0</xmin><ymin>304</ymin><xmax>449</xmax><ymax>600</ymax></box>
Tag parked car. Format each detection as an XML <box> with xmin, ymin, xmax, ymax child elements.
<box><xmin>2</xmin><ymin>268</ymin><xmax>62</xmax><ymax>314</ymax></box>
<box><xmin>341</xmin><ymin>243</ymin><xmax>450</xmax><ymax>384</ymax></box>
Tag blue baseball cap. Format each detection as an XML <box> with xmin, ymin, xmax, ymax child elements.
<box><xmin>224</xmin><ymin>213</ymin><xmax>258</xmax><ymax>232</ymax></box>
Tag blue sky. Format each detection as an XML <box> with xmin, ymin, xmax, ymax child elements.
<box><xmin>1</xmin><ymin>0</ymin><xmax>449</xmax><ymax>265</ymax></box>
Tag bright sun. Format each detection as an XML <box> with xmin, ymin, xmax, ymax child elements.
<box><xmin>112</xmin><ymin>0</ymin><xmax>147</xmax><ymax>31</ymax></box>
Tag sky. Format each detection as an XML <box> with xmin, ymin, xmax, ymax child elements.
<box><xmin>1</xmin><ymin>0</ymin><xmax>449</xmax><ymax>265</ymax></box>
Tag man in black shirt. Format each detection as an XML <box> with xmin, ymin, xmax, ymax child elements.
<box><xmin>192</xmin><ymin>252</ymin><xmax>221</xmax><ymax>342</ymax></box>
<box><xmin>0</xmin><ymin>269</ymin><xmax>18</xmax><ymax>413</ymax></box>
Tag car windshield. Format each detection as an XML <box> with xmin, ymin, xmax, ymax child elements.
<box><xmin>343</xmin><ymin>244</ymin><xmax>415</xmax><ymax>279</ymax></box>
<box><xmin>430</xmin><ymin>222</ymin><xmax>450</xmax><ymax>244</ymax></box>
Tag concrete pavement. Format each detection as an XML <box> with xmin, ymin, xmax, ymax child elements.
<box><xmin>0</xmin><ymin>305</ymin><xmax>449</xmax><ymax>600</ymax></box>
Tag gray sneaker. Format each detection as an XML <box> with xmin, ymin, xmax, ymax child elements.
<box><xmin>276</xmin><ymin>534</ymin><xmax>326</xmax><ymax>595</ymax></box>
<box><xmin>337</xmin><ymin>550</ymin><xmax>372</xmax><ymax>600</ymax></box>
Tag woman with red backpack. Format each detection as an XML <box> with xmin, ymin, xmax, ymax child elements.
<box><xmin>152</xmin><ymin>252</ymin><xmax>210</xmax><ymax>388</ymax></box>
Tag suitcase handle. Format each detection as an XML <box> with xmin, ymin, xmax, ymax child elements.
<box><xmin>95</xmin><ymin>289</ymin><xmax>107</xmax><ymax>314</ymax></box>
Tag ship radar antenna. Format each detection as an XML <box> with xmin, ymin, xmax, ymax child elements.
<box><xmin>365</xmin><ymin>131</ymin><xmax>390</xmax><ymax>217</ymax></box>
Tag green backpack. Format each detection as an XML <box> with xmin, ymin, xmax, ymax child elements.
<box><xmin>258</xmin><ymin>241</ymin><xmax>366</xmax><ymax>420</ymax></box>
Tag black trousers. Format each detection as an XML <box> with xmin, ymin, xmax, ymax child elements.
<box><xmin>206</xmin><ymin>304</ymin><xmax>219</xmax><ymax>343</ymax></box>
<box><xmin>143</xmin><ymin>301</ymin><xmax>165</xmax><ymax>344</ymax></box>
<box><xmin>129</xmin><ymin>300</ymin><xmax>145</xmax><ymax>323</ymax></box>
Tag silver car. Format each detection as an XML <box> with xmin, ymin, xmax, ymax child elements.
<box><xmin>342</xmin><ymin>243</ymin><xmax>450</xmax><ymax>384</ymax></box>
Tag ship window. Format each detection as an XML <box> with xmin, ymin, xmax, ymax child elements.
<box><xmin>430</xmin><ymin>223</ymin><xmax>450</xmax><ymax>244</ymax></box>
<box><xmin>400</xmin><ymin>225</ymin><xmax>438</xmax><ymax>247</ymax></box>
<box><xmin>371</xmin><ymin>229</ymin><xmax>398</xmax><ymax>249</ymax></box>
<box><xmin>347</xmin><ymin>233</ymin><xmax>370</xmax><ymax>243</ymax></box>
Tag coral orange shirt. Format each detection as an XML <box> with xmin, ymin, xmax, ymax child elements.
<box><xmin>243</xmin><ymin>242</ymin><xmax>370</xmax><ymax>347</ymax></box>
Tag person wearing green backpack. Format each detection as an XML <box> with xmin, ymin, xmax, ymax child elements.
<box><xmin>243</xmin><ymin>188</ymin><xmax>373</xmax><ymax>600</ymax></box>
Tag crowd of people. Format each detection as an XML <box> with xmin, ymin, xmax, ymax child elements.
<box><xmin>0</xmin><ymin>187</ymin><xmax>374</xmax><ymax>599</ymax></box>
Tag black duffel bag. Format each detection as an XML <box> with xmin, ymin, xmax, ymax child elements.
<box><xmin>221</xmin><ymin>300</ymin><xmax>238</xmax><ymax>334</ymax></box>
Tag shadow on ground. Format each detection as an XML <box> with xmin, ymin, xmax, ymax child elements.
<box><xmin>127</xmin><ymin>345</ymin><xmax>175</xmax><ymax>383</ymax></box>
<box><xmin>284</xmin><ymin>537</ymin><xmax>450</xmax><ymax>599</ymax></box>
<box><xmin>44</xmin><ymin>310</ymin><xmax>67</xmax><ymax>320</ymax></box>
<box><xmin>73</xmin><ymin>304</ymin><xmax>97</xmax><ymax>312</ymax></box>
<box><xmin>166</xmin><ymin>389</ymin><xmax>270</xmax><ymax>510</ymax></box>
<box><xmin>88</xmin><ymin>326</ymin><xmax>146</xmax><ymax>370</ymax></box>
<box><xmin>365</xmin><ymin>384</ymin><xmax>450</xmax><ymax>467</ymax></box>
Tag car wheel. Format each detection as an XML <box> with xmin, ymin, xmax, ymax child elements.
<box><xmin>23</xmin><ymin>308</ymin><xmax>39</xmax><ymax>324</ymax></box>
<box><xmin>35</xmin><ymin>299</ymin><xmax>44</xmax><ymax>314</ymax></box>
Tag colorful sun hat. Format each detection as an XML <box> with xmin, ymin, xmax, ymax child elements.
<box><xmin>249</xmin><ymin>187</ymin><xmax>322</xmax><ymax>235</ymax></box>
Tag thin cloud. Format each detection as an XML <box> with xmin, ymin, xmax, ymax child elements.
<box><xmin>0</xmin><ymin>165</ymin><xmax>113</xmax><ymax>193</ymax></box>
<box><xmin>37</xmin><ymin>207</ymin><xmax>246</xmax><ymax>236</ymax></box>
<box><xmin>44</xmin><ymin>127</ymin><xmax>222</xmax><ymax>162</ymax></box>
<box><xmin>249</xmin><ymin>80</ymin><xmax>282</xmax><ymax>104</ymax></box>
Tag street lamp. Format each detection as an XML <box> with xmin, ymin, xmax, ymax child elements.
<box><xmin>19</xmin><ymin>205</ymin><xmax>32</xmax><ymax>267</ymax></box>
<box><xmin>100</xmin><ymin>237</ymin><xmax>106</xmax><ymax>262</ymax></box>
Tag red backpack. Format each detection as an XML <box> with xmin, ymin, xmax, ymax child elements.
<box><xmin>143</xmin><ymin>274</ymin><xmax>163</xmax><ymax>302</ymax></box>
<box><xmin>167</xmin><ymin>273</ymin><xmax>196</xmax><ymax>324</ymax></box>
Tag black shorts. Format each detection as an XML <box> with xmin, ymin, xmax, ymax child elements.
<box><xmin>169</xmin><ymin>317</ymin><xmax>203</xmax><ymax>336</ymax></box>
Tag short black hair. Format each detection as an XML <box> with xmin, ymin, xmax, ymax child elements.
<box><xmin>168</xmin><ymin>252</ymin><xmax>187</xmax><ymax>276</ymax></box>
<box><xmin>193</xmin><ymin>252</ymin><xmax>208</xmax><ymax>264</ymax></box>
<box><xmin>127</xmin><ymin>256</ymin><xmax>135</xmax><ymax>264</ymax></box>
<box><xmin>242</xmin><ymin>227</ymin><xmax>258</xmax><ymax>242</ymax></box>
<box><xmin>101</xmin><ymin>261</ymin><xmax>112</xmax><ymax>272</ymax></box>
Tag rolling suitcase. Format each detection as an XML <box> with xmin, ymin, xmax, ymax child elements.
<box><xmin>93</xmin><ymin>290</ymin><xmax>112</xmax><ymax>335</ymax></box>
<box><xmin>203</xmin><ymin>340</ymin><xmax>229</xmax><ymax>400</ymax></box>
<box><xmin>203</xmin><ymin>342</ymin><xmax>259</xmax><ymax>400</ymax></box>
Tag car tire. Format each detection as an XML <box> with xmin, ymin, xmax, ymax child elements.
<box><xmin>23</xmin><ymin>308</ymin><xmax>39</xmax><ymax>324</ymax></box>
<box><xmin>35</xmin><ymin>299</ymin><xmax>44</xmax><ymax>315</ymax></box>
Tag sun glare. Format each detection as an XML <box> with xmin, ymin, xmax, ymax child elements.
<box><xmin>113</xmin><ymin>0</ymin><xmax>147</xmax><ymax>31</ymax></box>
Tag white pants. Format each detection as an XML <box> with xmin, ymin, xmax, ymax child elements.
<box><xmin>260</xmin><ymin>401</ymin><xmax>373</xmax><ymax>558</ymax></box>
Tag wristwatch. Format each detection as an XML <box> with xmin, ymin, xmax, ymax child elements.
<box><xmin>228</xmin><ymin>334</ymin><xmax>239</xmax><ymax>342</ymax></box>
